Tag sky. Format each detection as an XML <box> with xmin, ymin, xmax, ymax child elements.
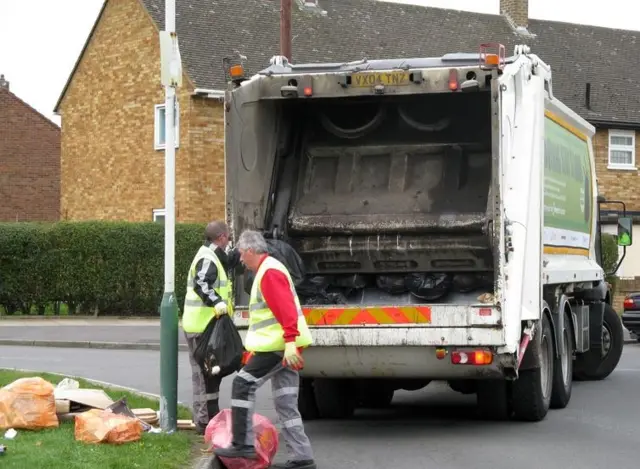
<box><xmin>0</xmin><ymin>0</ymin><xmax>637</xmax><ymax>126</ymax></box>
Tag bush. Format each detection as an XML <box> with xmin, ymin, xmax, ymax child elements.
<box><xmin>0</xmin><ymin>221</ymin><xmax>205</xmax><ymax>316</ymax></box>
<box><xmin>601</xmin><ymin>233</ymin><xmax>620</xmax><ymax>292</ymax></box>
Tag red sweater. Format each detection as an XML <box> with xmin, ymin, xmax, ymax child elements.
<box><xmin>257</xmin><ymin>255</ymin><xmax>299</xmax><ymax>343</ymax></box>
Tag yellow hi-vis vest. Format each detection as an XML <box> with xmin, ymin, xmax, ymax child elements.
<box><xmin>182</xmin><ymin>245</ymin><xmax>233</xmax><ymax>333</ymax></box>
<box><xmin>245</xmin><ymin>256</ymin><xmax>313</xmax><ymax>353</ymax></box>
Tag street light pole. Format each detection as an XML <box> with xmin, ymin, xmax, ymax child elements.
<box><xmin>159</xmin><ymin>0</ymin><xmax>179</xmax><ymax>433</ymax></box>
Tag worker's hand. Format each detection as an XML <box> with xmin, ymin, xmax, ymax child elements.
<box><xmin>214</xmin><ymin>302</ymin><xmax>228</xmax><ymax>317</ymax></box>
<box><xmin>283</xmin><ymin>342</ymin><xmax>304</xmax><ymax>370</ymax></box>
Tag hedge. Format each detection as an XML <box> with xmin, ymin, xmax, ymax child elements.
<box><xmin>0</xmin><ymin>221</ymin><xmax>205</xmax><ymax>316</ymax></box>
<box><xmin>601</xmin><ymin>233</ymin><xmax>621</xmax><ymax>294</ymax></box>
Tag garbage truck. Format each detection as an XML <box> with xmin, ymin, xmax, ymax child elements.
<box><xmin>222</xmin><ymin>43</ymin><xmax>631</xmax><ymax>422</ymax></box>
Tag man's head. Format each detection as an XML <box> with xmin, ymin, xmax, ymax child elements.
<box><xmin>236</xmin><ymin>230</ymin><xmax>269</xmax><ymax>272</ymax></box>
<box><xmin>205</xmin><ymin>221</ymin><xmax>230</xmax><ymax>249</ymax></box>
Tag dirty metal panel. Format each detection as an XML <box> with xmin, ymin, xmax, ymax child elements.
<box><xmin>289</xmin><ymin>144</ymin><xmax>492</xmax><ymax>234</ymax></box>
<box><xmin>293</xmin><ymin>234</ymin><xmax>493</xmax><ymax>273</ymax></box>
<box><xmin>306</xmin><ymin>326</ymin><xmax>505</xmax><ymax>347</ymax></box>
<box><xmin>300</xmin><ymin>345</ymin><xmax>506</xmax><ymax>379</ymax></box>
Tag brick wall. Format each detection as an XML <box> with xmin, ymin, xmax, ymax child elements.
<box><xmin>500</xmin><ymin>0</ymin><xmax>528</xmax><ymax>28</ymax></box>
<box><xmin>594</xmin><ymin>128</ymin><xmax>640</xmax><ymax>212</ymax></box>
<box><xmin>0</xmin><ymin>88</ymin><xmax>61</xmax><ymax>221</ymax></box>
<box><xmin>58</xmin><ymin>0</ymin><xmax>224</xmax><ymax>223</ymax></box>
<box><xmin>613</xmin><ymin>277</ymin><xmax>640</xmax><ymax>312</ymax></box>
<box><xmin>182</xmin><ymin>97</ymin><xmax>226</xmax><ymax>222</ymax></box>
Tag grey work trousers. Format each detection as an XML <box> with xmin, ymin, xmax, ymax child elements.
<box><xmin>231</xmin><ymin>351</ymin><xmax>314</xmax><ymax>462</ymax></box>
<box><xmin>185</xmin><ymin>331</ymin><xmax>223</xmax><ymax>428</ymax></box>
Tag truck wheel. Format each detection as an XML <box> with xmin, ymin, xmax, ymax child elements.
<box><xmin>573</xmin><ymin>303</ymin><xmax>624</xmax><ymax>381</ymax></box>
<box><xmin>550</xmin><ymin>311</ymin><xmax>574</xmax><ymax>409</ymax></box>
<box><xmin>314</xmin><ymin>379</ymin><xmax>356</xmax><ymax>419</ymax></box>
<box><xmin>298</xmin><ymin>378</ymin><xmax>320</xmax><ymax>421</ymax></box>
<box><xmin>511</xmin><ymin>313</ymin><xmax>554</xmax><ymax>422</ymax></box>
<box><xmin>476</xmin><ymin>380</ymin><xmax>511</xmax><ymax>420</ymax></box>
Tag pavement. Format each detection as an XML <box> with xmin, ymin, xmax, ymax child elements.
<box><xmin>0</xmin><ymin>317</ymin><xmax>636</xmax><ymax>351</ymax></box>
<box><xmin>2</xmin><ymin>343</ymin><xmax>640</xmax><ymax>469</ymax></box>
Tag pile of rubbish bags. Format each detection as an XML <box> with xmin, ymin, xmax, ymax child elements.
<box><xmin>0</xmin><ymin>376</ymin><xmax>155</xmax><ymax>446</ymax></box>
<box><xmin>245</xmin><ymin>237</ymin><xmax>493</xmax><ymax>304</ymax></box>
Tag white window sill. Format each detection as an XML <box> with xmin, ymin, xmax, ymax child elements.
<box><xmin>155</xmin><ymin>144</ymin><xmax>180</xmax><ymax>151</ymax></box>
<box><xmin>607</xmin><ymin>164</ymin><xmax>637</xmax><ymax>171</ymax></box>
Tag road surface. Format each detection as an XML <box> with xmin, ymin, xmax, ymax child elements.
<box><xmin>1</xmin><ymin>344</ymin><xmax>640</xmax><ymax>468</ymax></box>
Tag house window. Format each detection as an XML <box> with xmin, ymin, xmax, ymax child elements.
<box><xmin>608</xmin><ymin>129</ymin><xmax>635</xmax><ymax>169</ymax></box>
<box><xmin>153</xmin><ymin>209</ymin><xmax>166</xmax><ymax>223</ymax></box>
<box><xmin>154</xmin><ymin>102</ymin><xmax>179</xmax><ymax>150</ymax></box>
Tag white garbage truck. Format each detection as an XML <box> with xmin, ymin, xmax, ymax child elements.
<box><xmin>223</xmin><ymin>43</ymin><xmax>631</xmax><ymax>422</ymax></box>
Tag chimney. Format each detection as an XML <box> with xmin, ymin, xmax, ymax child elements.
<box><xmin>500</xmin><ymin>0</ymin><xmax>529</xmax><ymax>30</ymax></box>
<box><xmin>0</xmin><ymin>74</ymin><xmax>8</xmax><ymax>91</ymax></box>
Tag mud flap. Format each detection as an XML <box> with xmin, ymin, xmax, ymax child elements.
<box><xmin>588</xmin><ymin>301</ymin><xmax>605</xmax><ymax>352</ymax></box>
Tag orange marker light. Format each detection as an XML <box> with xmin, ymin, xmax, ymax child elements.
<box><xmin>303</xmin><ymin>86</ymin><xmax>313</xmax><ymax>97</ymax></box>
<box><xmin>229</xmin><ymin>64</ymin><xmax>244</xmax><ymax>79</ymax></box>
<box><xmin>484</xmin><ymin>53</ymin><xmax>499</xmax><ymax>66</ymax></box>
<box><xmin>435</xmin><ymin>348</ymin><xmax>447</xmax><ymax>360</ymax></box>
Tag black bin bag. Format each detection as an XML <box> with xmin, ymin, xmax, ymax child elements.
<box><xmin>244</xmin><ymin>238</ymin><xmax>306</xmax><ymax>295</ymax></box>
<box><xmin>194</xmin><ymin>314</ymin><xmax>245</xmax><ymax>378</ymax></box>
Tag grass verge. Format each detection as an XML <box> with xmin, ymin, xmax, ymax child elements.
<box><xmin>0</xmin><ymin>369</ymin><xmax>198</xmax><ymax>469</ymax></box>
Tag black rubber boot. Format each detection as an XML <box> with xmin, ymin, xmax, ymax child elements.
<box><xmin>215</xmin><ymin>444</ymin><xmax>258</xmax><ymax>459</ymax></box>
<box><xmin>271</xmin><ymin>460</ymin><xmax>317</xmax><ymax>469</ymax></box>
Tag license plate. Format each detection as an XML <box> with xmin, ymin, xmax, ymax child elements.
<box><xmin>351</xmin><ymin>71</ymin><xmax>411</xmax><ymax>87</ymax></box>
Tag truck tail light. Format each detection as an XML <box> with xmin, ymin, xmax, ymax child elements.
<box><xmin>448</xmin><ymin>69</ymin><xmax>459</xmax><ymax>91</ymax></box>
<box><xmin>451</xmin><ymin>349</ymin><xmax>493</xmax><ymax>365</ymax></box>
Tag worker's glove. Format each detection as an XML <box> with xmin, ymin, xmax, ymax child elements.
<box><xmin>214</xmin><ymin>302</ymin><xmax>228</xmax><ymax>317</ymax></box>
<box><xmin>283</xmin><ymin>342</ymin><xmax>304</xmax><ymax>370</ymax></box>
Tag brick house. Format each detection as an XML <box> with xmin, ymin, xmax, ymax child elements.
<box><xmin>56</xmin><ymin>0</ymin><xmax>640</xmax><ymax>289</ymax></box>
<box><xmin>0</xmin><ymin>75</ymin><xmax>61</xmax><ymax>222</ymax></box>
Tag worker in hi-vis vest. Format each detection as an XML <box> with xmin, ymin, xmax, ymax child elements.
<box><xmin>183</xmin><ymin>221</ymin><xmax>240</xmax><ymax>435</ymax></box>
<box><xmin>215</xmin><ymin>230</ymin><xmax>316</xmax><ymax>469</ymax></box>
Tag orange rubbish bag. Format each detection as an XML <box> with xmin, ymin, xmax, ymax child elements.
<box><xmin>0</xmin><ymin>377</ymin><xmax>59</xmax><ymax>430</ymax></box>
<box><xmin>75</xmin><ymin>409</ymin><xmax>144</xmax><ymax>444</ymax></box>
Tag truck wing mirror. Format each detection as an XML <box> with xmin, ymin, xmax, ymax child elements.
<box><xmin>617</xmin><ymin>216</ymin><xmax>633</xmax><ymax>247</ymax></box>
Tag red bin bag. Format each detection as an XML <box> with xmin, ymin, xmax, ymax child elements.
<box><xmin>205</xmin><ymin>409</ymin><xmax>279</xmax><ymax>469</ymax></box>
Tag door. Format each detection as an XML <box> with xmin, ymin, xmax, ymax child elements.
<box><xmin>497</xmin><ymin>57</ymin><xmax>546</xmax><ymax>351</ymax></box>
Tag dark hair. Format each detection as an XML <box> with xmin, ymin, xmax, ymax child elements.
<box><xmin>205</xmin><ymin>221</ymin><xmax>228</xmax><ymax>242</ymax></box>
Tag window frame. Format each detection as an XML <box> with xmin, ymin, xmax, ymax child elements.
<box><xmin>607</xmin><ymin>129</ymin><xmax>636</xmax><ymax>170</ymax></box>
<box><xmin>154</xmin><ymin>102</ymin><xmax>180</xmax><ymax>150</ymax></box>
<box><xmin>153</xmin><ymin>208</ymin><xmax>166</xmax><ymax>223</ymax></box>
